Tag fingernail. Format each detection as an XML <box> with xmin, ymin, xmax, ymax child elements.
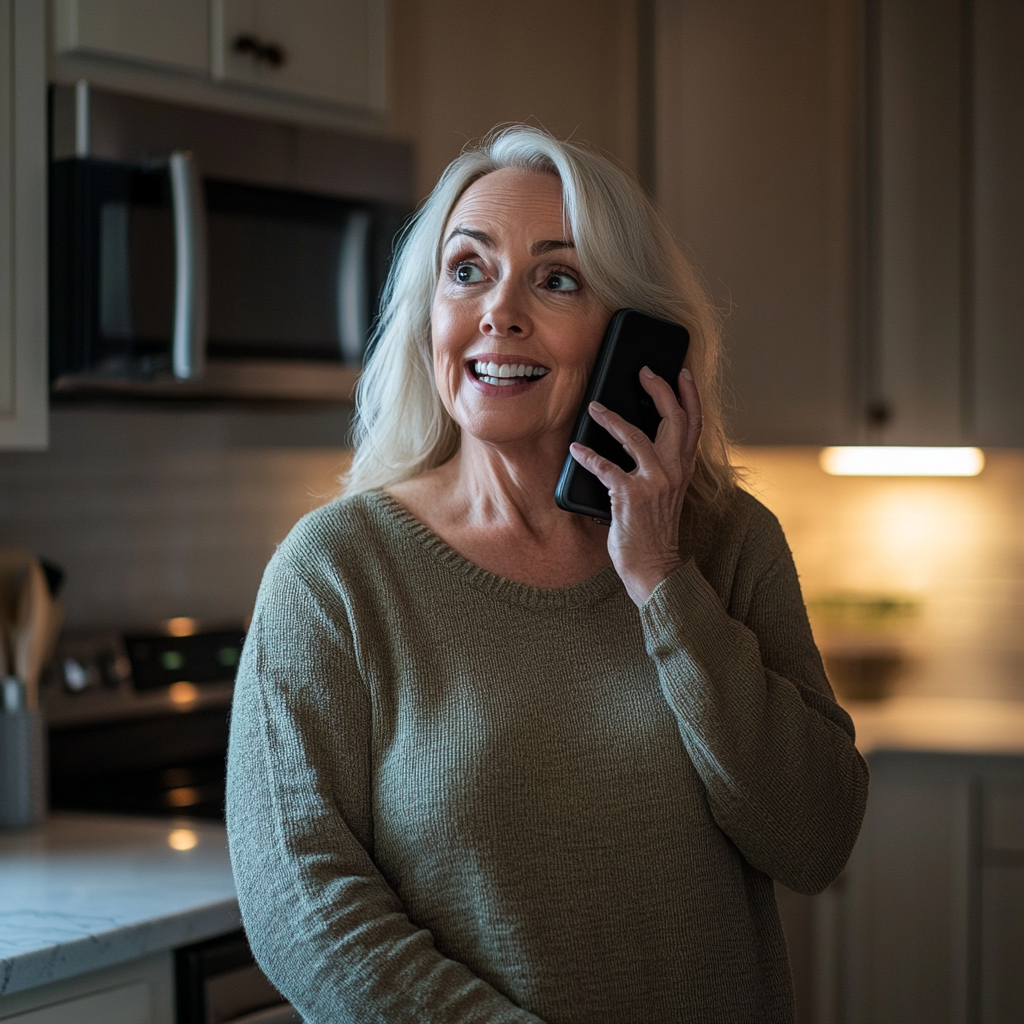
<box><xmin>590</xmin><ymin>401</ymin><xmax>607</xmax><ymax>413</ymax></box>
<box><xmin>641</xmin><ymin>365</ymin><xmax>655</xmax><ymax>379</ymax></box>
<box><xmin>681</xmin><ymin>368</ymin><xmax>693</xmax><ymax>381</ymax></box>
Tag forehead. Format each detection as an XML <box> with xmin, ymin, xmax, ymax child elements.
<box><xmin>444</xmin><ymin>168</ymin><xmax>567</xmax><ymax>238</ymax></box>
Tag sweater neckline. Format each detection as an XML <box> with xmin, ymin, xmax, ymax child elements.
<box><xmin>366</xmin><ymin>490</ymin><xmax>623</xmax><ymax>611</ymax></box>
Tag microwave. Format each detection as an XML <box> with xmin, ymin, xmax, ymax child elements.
<box><xmin>49</xmin><ymin>152</ymin><xmax>409</xmax><ymax>401</ymax></box>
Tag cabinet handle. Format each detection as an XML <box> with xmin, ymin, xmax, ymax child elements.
<box><xmin>168</xmin><ymin>152</ymin><xmax>208</xmax><ymax>381</ymax></box>
<box><xmin>233</xmin><ymin>34</ymin><xmax>287</xmax><ymax>68</ymax></box>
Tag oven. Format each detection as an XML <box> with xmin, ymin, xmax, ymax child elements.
<box><xmin>44</xmin><ymin>622</ymin><xmax>301</xmax><ymax>1024</ymax></box>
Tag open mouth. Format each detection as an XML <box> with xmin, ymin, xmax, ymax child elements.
<box><xmin>469</xmin><ymin>360</ymin><xmax>550</xmax><ymax>387</ymax></box>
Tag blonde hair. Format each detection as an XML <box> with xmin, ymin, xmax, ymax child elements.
<box><xmin>344</xmin><ymin>125</ymin><xmax>736</xmax><ymax>510</ymax></box>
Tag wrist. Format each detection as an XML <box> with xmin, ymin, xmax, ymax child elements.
<box><xmin>621</xmin><ymin>557</ymin><xmax>684</xmax><ymax>607</ymax></box>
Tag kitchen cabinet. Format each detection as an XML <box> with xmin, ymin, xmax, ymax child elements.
<box><xmin>0</xmin><ymin>0</ymin><xmax>46</xmax><ymax>450</ymax></box>
<box><xmin>784</xmin><ymin>750</ymin><xmax>1024</xmax><ymax>1024</ymax></box>
<box><xmin>213</xmin><ymin>0</ymin><xmax>386</xmax><ymax>114</ymax></box>
<box><xmin>655</xmin><ymin>0</ymin><xmax>1024</xmax><ymax>446</ymax></box>
<box><xmin>655</xmin><ymin>0</ymin><xmax>862</xmax><ymax>445</ymax></box>
<box><xmin>51</xmin><ymin>0</ymin><xmax>387</xmax><ymax>119</ymax></box>
<box><xmin>53</xmin><ymin>0</ymin><xmax>210</xmax><ymax>75</ymax></box>
<box><xmin>0</xmin><ymin>952</ymin><xmax>174</xmax><ymax>1024</ymax></box>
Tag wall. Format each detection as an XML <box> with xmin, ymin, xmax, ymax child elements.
<box><xmin>387</xmin><ymin>0</ymin><xmax>641</xmax><ymax>200</ymax></box>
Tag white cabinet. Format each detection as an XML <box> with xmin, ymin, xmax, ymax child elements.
<box><xmin>53</xmin><ymin>0</ymin><xmax>210</xmax><ymax>75</ymax></box>
<box><xmin>655</xmin><ymin>0</ymin><xmax>862</xmax><ymax>446</ymax></box>
<box><xmin>0</xmin><ymin>953</ymin><xmax>174</xmax><ymax>1024</ymax></box>
<box><xmin>213</xmin><ymin>0</ymin><xmax>386</xmax><ymax>114</ymax></box>
<box><xmin>0</xmin><ymin>0</ymin><xmax>46</xmax><ymax>450</ymax></box>
<box><xmin>655</xmin><ymin>0</ymin><xmax>1024</xmax><ymax>447</ymax></box>
<box><xmin>50</xmin><ymin>1</ymin><xmax>387</xmax><ymax>119</ymax></box>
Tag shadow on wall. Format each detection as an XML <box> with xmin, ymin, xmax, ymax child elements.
<box><xmin>739</xmin><ymin>447</ymin><xmax>1024</xmax><ymax>702</ymax></box>
<box><xmin>0</xmin><ymin>407</ymin><xmax>353</xmax><ymax>630</ymax></box>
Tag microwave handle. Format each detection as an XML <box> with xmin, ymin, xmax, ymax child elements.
<box><xmin>169</xmin><ymin>151</ymin><xmax>208</xmax><ymax>380</ymax></box>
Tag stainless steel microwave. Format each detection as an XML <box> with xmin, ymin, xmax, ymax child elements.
<box><xmin>48</xmin><ymin>85</ymin><xmax>413</xmax><ymax>402</ymax></box>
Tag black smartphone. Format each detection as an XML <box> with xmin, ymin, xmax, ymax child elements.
<box><xmin>554</xmin><ymin>308</ymin><xmax>690</xmax><ymax>522</ymax></box>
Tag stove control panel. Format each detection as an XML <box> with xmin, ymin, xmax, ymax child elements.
<box><xmin>43</xmin><ymin>624</ymin><xmax>244</xmax><ymax>728</ymax></box>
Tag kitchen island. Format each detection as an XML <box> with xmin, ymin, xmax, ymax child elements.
<box><xmin>0</xmin><ymin>813</ymin><xmax>239</xmax><ymax>1019</ymax></box>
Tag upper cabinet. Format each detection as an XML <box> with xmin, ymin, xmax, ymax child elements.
<box><xmin>656</xmin><ymin>0</ymin><xmax>1024</xmax><ymax>447</ymax></box>
<box><xmin>0</xmin><ymin>0</ymin><xmax>47</xmax><ymax>450</ymax></box>
<box><xmin>53</xmin><ymin>0</ymin><xmax>210</xmax><ymax>75</ymax></box>
<box><xmin>213</xmin><ymin>0</ymin><xmax>386</xmax><ymax>114</ymax></box>
<box><xmin>655</xmin><ymin>0</ymin><xmax>863</xmax><ymax>446</ymax></box>
<box><xmin>52</xmin><ymin>0</ymin><xmax>387</xmax><ymax>118</ymax></box>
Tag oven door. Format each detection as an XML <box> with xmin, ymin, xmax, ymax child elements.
<box><xmin>176</xmin><ymin>930</ymin><xmax>302</xmax><ymax>1024</ymax></box>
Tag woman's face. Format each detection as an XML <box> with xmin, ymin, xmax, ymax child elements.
<box><xmin>431</xmin><ymin>168</ymin><xmax>613</xmax><ymax>451</ymax></box>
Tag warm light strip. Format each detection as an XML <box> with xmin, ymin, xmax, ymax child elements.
<box><xmin>819</xmin><ymin>447</ymin><xmax>985</xmax><ymax>477</ymax></box>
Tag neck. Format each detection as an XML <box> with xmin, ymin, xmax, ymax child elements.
<box><xmin>442</xmin><ymin>433</ymin><xmax>572</xmax><ymax>537</ymax></box>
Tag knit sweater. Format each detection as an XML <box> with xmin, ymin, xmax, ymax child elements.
<box><xmin>226</xmin><ymin>488</ymin><xmax>868</xmax><ymax>1024</ymax></box>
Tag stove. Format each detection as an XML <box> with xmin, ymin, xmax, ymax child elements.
<box><xmin>44</xmin><ymin>620</ymin><xmax>245</xmax><ymax>819</ymax></box>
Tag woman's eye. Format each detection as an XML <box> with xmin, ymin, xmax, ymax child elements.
<box><xmin>455</xmin><ymin>263</ymin><xmax>485</xmax><ymax>284</ymax></box>
<box><xmin>544</xmin><ymin>272</ymin><xmax>580</xmax><ymax>292</ymax></box>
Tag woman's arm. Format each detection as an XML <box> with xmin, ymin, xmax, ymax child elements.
<box><xmin>571</xmin><ymin>367</ymin><xmax>867</xmax><ymax>893</ymax></box>
<box><xmin>640</xmin><ymin>517</ymin><xmax>868</xmax><ymax>895</ymax></box>
<box><xmin>227</xmin><ymin>552</ymin><xmax>545</xmax><ymax>1024</ymax></box>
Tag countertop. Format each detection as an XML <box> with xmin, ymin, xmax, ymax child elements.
<box><xmin>845</xmin><ymin>695</ymin><xmax>1024</xmax><ymax>756</ymax></box>
<box><xmin>0</xmin><ymin>813</ymin><xmax>239</xmax><ymax>998</ymax></box>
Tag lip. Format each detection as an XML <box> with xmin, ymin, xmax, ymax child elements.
<box><xmin>463</xmin><ymin>353</ymin><xmax>550</xmax><ymax>398</ymax></box>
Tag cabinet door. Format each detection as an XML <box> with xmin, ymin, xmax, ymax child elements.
<box><xmin>53</xmin><ymin>0</ymin><xmax>210</xmax><ymax>75</ymax></box>
<box><xmin>0</xmin><ymin>0</ymin><xmax>46</xmax><ymax>450</ymax></box>
<box><xmin>972</xmin><ymin>0</ymin><xmax>1024</xmax><ymax>446</ymax></box>
<box><xmin>213</xmin><ymin>0</ymin><xmax>386</xmax><ymax>114</ymax></box>
<box><xmin>982</xmin><ymin>780</ymin><xmax>1024</xmax><ymax>1024</ymax></box>
<box><xmin>870</xmin><ymin>0</ymin><xmax>965</xmax><ymax>445</ymax></box>
<box><xmin>654</xmin><ymin>0</ymin><xmax>862</xmax><ymax>445</ymax></box>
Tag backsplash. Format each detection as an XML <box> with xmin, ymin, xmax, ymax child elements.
<box><xmin>0</xmin><ymin>407</ymin><xmax>352</xmax><ymax>630</ymax></box>
<box><xmin>739</xmin><ymin>447</ymin><xmax>1024</xmax><ymax>701</ymax></box>
<box><xmin>3</xmin><ymin>414</ymin><xmax>1024</xmax><ymax>701</ymax></box>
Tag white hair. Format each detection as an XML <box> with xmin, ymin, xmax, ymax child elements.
<box><xmin>344</xmin><ymin>125</ymin><xmax>736</xmax><ymax>510</ymax></box>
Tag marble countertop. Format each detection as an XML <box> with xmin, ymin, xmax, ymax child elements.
<box><xmin>846</xmin><ymin>696</ymin><xmax>1024</xmax><ymax>756</ymax></box>
<box><xmin>0</xmin><ymin>813</ymin><xmax>239</xmax><ymax>998</ymax></box>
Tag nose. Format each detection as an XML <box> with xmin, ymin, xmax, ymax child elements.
<box><xmin>479</xmin><ymin>278</ymin><xmax>532</xmax><ymax>338</ymax></box>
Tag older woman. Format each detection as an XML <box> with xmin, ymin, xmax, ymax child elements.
<box><xmin>227</xmin><ymin>126</ymin><xmax>868</xmax><ymax>1024</ymax></box>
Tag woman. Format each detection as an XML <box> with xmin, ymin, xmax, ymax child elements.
<box><xmin>227</xmin><ymin>126</ymin><xmax>868</xmax><ymax>1024</ymax></box>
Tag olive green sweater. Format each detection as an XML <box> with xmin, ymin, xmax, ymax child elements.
<box><xmin>227</xmin><ymin>488</ymin><xmax>867</xmax><ymax>1024</ymax></box>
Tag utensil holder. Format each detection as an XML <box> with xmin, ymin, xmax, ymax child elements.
<box><xmin>0</xmin><ymin>702</ymin><xmax>47</xmax><ymax>828</ymax></box>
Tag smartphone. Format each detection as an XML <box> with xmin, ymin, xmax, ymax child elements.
<box><xmin>554</xmin><ymin>308</ymin><xmax>690</xmax><ymax>522</ymax></box>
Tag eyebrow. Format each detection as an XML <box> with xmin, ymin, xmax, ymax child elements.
<box><xmin>442</xmin><ymin>227</ymin><xmax>575</xmax><ymax>257</ymax></box>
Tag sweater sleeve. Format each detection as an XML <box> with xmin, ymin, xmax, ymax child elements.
<box><xmin>226</xmin><ymin>551</ymin><xmax>546</xmax><ymax>1024</ymax></box>
<box><xmin>640</xmin><ymin>510</ymin><xmax>869</xmax><ymax>895</ymax></box>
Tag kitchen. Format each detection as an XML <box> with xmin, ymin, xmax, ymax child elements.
<box><xmin>1</xmin><ymin>1</ymin><xmax>1022</xmax><ymax>1022</ymax></box>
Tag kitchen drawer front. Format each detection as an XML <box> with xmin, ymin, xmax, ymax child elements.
<box><xmin>0</xmin><ymin>982</ymin><xmax>148</xmax><ymax>1024</ymax></box>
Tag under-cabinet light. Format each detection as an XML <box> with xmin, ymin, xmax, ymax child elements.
<box><xmin>819</xmin><ymin>447</ymin><xmax>985</xmax><ymax>477</ymax></box>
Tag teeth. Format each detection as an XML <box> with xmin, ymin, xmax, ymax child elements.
<box><xmin>472</xmin><ymin>360</ymin><xmax>549</xmax><ymax>383</ymax></box>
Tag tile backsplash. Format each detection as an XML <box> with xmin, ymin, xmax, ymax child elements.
<box><xmin>3</xmin><ymin>412</ymin><xmax>1024</xmax><ymax>701</ymax></box>
<box><xmin>739</xmin><ymin>447</ymin><xmax>1024</xmax><ymax>701</ymax></box>
<box><xmin>0</xmin><ymin>407</ymin><xmax>352</xmax><ymax>630</ymax></box>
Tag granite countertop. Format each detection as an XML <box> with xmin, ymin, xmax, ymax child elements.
<box><xmin>846</xmin><ymin>695</ymin><xmax>1024</xmax><ymax>756</ymax></box>
<box><xmin>0</xmin><ymin>813</ymin><xmax>239</xmax><ymax>998</ymax></box>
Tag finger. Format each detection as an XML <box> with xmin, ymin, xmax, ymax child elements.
<box><xmin>586</xmin><ymin>401</ymin><xmax>660</xmax><ymax>472</ymax></box>
<box><xmin>677</xmin><ymin>367</ymin><xmax>703</xmax><ymax>462</ymax></box>
<box><xmin>569</xmin><ymin>441</ymin><xmax>631</xmax><ymax>490</ymax></box>
<box><xmin>639</xmin><ymin>367</ymin><xmax>687</xmax><ymax>440</ymax></box>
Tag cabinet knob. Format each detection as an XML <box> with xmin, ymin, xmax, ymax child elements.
<box><xmin>232</xmin><ymin>34</ymin><xmax>287</xmax><ymax>68</ymax></box>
